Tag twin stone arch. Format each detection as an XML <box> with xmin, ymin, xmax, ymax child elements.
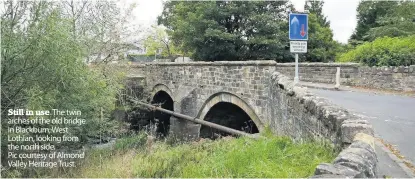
<box><xmin>150</xmin><ymin>84</ymin><xmax>264</xmax><ymax>132</ymax></box>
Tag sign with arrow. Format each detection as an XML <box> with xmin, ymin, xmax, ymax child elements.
<box><xmin>289</xmin><ymin>13</ymin><xmax>308</xmax><ymax>84</ymax></box>
<box><xmin>289</xmin><ymin>13</ymin><xmax>308</xmax><ymax>41</ymax></box>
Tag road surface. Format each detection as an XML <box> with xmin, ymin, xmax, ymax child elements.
<box><xmin>310</xmin><ymin>88</ymin><xmax>415</xmax><ymax>177</ymax></box>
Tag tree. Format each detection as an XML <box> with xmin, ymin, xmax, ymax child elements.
<box><xmin>158</xmin><ymin>1</ymin><xmax>294</xmax><ymax>61</ymax></box>
<box><xmin>58</xmin><ymin>0</ymin><xmax>141</xmax><ymax>63</ymax></box>
<box><xmin>338</xmin><ymin>1</ymin><xmax>415</xmax><ymax>66</ymax></box>
<box><xmin>1</xmin><ymin>1</ymin><xmax>128</xmax><ymax>176</ymax></box>
<box><xmin>349</xmin><ymin>1</ymin><xmax>399</xmax><ymax>45</ymax></box>
<box><xmin>304</xmin><ymin>0</ymin><xmax>329</xmax><ymax>28</ymax></box>
<box><xmin>302</xmin><ymin>1</ymin><xmax>337</xmax><ymax>62</ymax></box>
<box><xmin>301</xmin><ymin>13</ymin><xmax>337</xmax><ymax>62</ymax></box>
<box><xmin>143</xmin><ymin>26</ymin><xmax>181</xmax><ymax>60</ymax></box>
<box><xmin>365</xmin><ymin>1</ymin><xmax>415</xmax><ymax>41</ymax></box>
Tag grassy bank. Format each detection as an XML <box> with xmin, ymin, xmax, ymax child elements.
<box><xmin>57</xmin><ymin>133</ymin><xmax>336</xmax><ymax>178</ymax></box>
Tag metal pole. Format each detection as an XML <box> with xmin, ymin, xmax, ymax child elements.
<box><xmin>133</xmin><ymin>100</ymin><xmax>258</xmax><ymax>139</ymax></box>
<box><xmin>294</xmin><ymin>53</ymin><xmax>299</xmax><ymax>84</ymax></box>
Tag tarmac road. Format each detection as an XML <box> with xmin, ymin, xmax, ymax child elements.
<box><xmin>309</xmin><ymin>88</ymin><xmax>415</xmax><ymax>177</ymax></box>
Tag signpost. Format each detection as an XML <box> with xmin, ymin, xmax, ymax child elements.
<box><xmin>289</xmin><ymin>13</ymin><xmax>308</xmax><ymax>84</ymax></box>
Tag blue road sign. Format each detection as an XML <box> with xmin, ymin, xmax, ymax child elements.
<box><xmin>289</xmin><ymin>13</ymin><xmax>308</xmax><ymax>40</ymax></box>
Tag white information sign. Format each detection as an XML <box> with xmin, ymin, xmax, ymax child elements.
<box><xmin>290</xmin><ymin>41</ymin><xmax>307</xmax><ymax>53</ymax></box>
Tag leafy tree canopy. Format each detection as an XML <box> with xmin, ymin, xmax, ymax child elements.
<box><xmin>158</xmin><ymin>1</ymin><xmax>339</xmax><ymax>63</ymax></box>
<box><xmin>1</xmin><ymin>1</ymin><xmax>127</xmax><ymax>158</ymax></box>
<box><xmin>302</xmin><ymin>1</ymin><xmax>338</xmax><ymax>62</ymax></box>
<box><xmin>158</xmin><ymin>1</ymin><xmax>294</xmax><ymax>61</ymax></box>
<box><xmin>365</xmin><ymin>1</ymin><xmax>415</xmax><ymax>41</ymax></box>
<box><xmin>304</xmin><ymin>0</ymin><xmax>330</xmax><ymax>28</ymax></box>
<box><xmin>301</xmin><ymin>13</ymin><xmax>337</xmax><ymax>62</ymax></box>
<box><xmin>349</xmin><ymin>1</ymin><xmax>401</xmax><ymax>45</ymax></box>
<box><xmin>143</xmin><ymin>26</ymin><xmax>182</xmax><ymax>60</ymax></box>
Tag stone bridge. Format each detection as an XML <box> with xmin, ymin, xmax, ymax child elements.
<box><xmin>127</xmin><ymin>60</ymin><xmax>369</xmax><ymax>142</ymax></box>
<box><xmin>127</xmin><ymin>60</ymin><xmax>378</xmax><ymax>177</ymax></box>
<box><xmin>129</xmin><ymin>61</ymin><xmax>275</xmax><ymax>139</ymax></box>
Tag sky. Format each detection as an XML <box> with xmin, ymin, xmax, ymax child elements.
<box><xmin>122</xmin><ymin>0</ymin><xmax>360</xmax><ymax>44</ymax></box>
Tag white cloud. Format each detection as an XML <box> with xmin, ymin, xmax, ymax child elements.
<box><xmin>291</xmin><ymin>0</ymin><xmax>306</xmax><ymax>12</ymax></box>
<box><xmin>323</xmin><ymin>0</ymin><xmax>360</xmax><ymax>43</ymax></box>
<box><xmin>118</xmin><ymin>0</ymin><xmax>163</xmax><ymax>27</ymax></box>
<box><xmin>130</xmin><ymin>0</ymin><xmax>164</xmax><ymax>26</ymax></box>
<box><xmin>117</xmin><ymin>0</ymin><xmax>164</xmax><ymax>42</ymax></box>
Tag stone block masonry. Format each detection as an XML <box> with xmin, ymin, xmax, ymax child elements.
<box><xmin>128</xmin><ymin>61</ymin><xmax>277</xmax><ymax>140</ymax></box>
<box><xmin>313</xmin><ymin>133</ymin><xmax>377</xmax><ymax>178</ymax></box>
<box><xmin>277</xmin><ymin>63</ymin><xmax>415</xmax><ymax>92</ymax></box>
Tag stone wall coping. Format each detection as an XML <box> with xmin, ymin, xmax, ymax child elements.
<box><xmin>277</xmin><ymin>62</ymin><xmax>414</xmax><ymax>69</ymax></box>
<box><xmin>276</xmin><ymin>62</ymin><xmax>360</xmax><ymax>67</ymax></box>
<box><xmin>131</xmin><ymin>60</ymin><xmax>277</xmax><ymax>67</ymax></box>
<box><xmin>131</xmin><ymin>61</ymin><xmax>414</xmax><ymax>69</ymax></box>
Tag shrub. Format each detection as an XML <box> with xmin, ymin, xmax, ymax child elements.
<box><xmin>336</xmin><ymin>35</ymin><xmax>415</xmax><ymax>66</ymax></box>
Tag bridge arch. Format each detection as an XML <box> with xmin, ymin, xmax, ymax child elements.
<box><xmin>150</xmin><ymin>84</ymin><xmax>173</xmax><ymax>101</ymax></box>
<box><xmin>197</xmin><ymin>92</ymin><xmax>263</xmax><ymax>138</ymax></box>
<box><xmin>150</xmin><ymin>84</ymin><xmax>174</xmax><ymax>137</ymax></box>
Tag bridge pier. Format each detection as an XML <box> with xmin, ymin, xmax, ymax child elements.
<box><xmin>169</xmin><ymin>117</ymin><xmax>201</xmax><ymax>141</ymax></box>
<box><xmin>167</xmin><ymin>88</ymin><xmax>202</xmax><ymax>141</ymax></box>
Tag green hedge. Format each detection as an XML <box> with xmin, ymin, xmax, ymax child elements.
<box><xmin>336</xmin><ymin>35</ymin><xmax>415</xmax><ymax>66</ymax></box>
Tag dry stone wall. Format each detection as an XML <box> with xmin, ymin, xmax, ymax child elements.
<box><xmin>277</xmin><ymin>63</ymin><xmax>415</xmax><ymax>92</ymax></box>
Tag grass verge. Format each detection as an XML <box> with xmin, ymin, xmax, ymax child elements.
<box><xmin>58</xmin><ymin>133</ymin><xmax>335</xmax><ymax>178</ymax></box>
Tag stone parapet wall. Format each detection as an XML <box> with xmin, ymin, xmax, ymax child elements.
<box><xmin>356</xmin><ymin>65</ymin><xmax>415</xmax><ymax>91</ymax></box>
<box><xmin>268</xmin><ymin>72</ymin><xmax>377</xmax><ymax>177</ymax></box>
<box><xmin>277</xmin><ymin>63</ymin><xmax>415</xmax><ymax>92</ymax></box>
<box><xmin>267</xmin><ymin>72</ymin><xmax>346</xmax><ymax>144</ymax></box>
<box><xmin>131</xmin><ymin>60</ymin><xmax>277</xmax><ymax>67</ymax></box>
